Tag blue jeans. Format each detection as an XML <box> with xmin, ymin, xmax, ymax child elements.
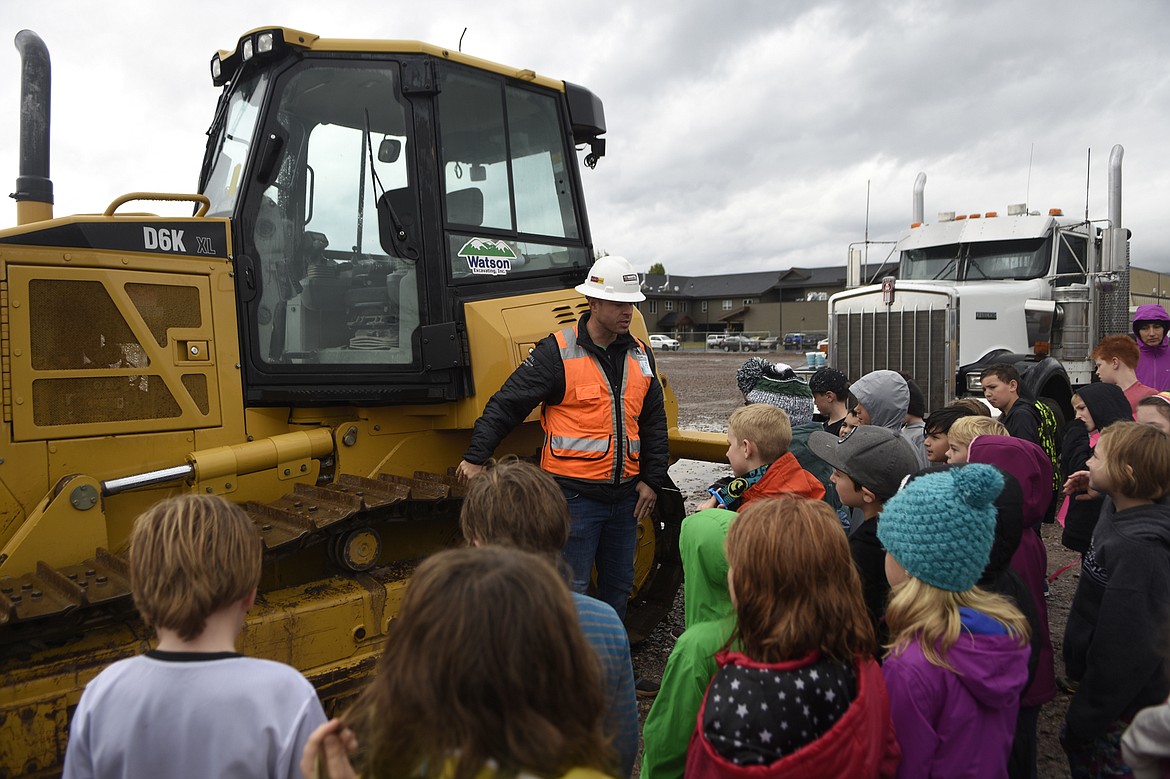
<box><xmin>560</xmin><ymin>487</ymin><xmax>638</xmax><ymax>620</ymax></box>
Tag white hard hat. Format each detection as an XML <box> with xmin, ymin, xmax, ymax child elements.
<box><xmin>574</xmin><ymin>256</ymin><xmax>646</xmax><ymax>302</ymax></box>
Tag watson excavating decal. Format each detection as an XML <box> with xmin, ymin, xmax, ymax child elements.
<box><xmin>459</xmin><ymin>238</ymin><xmax>517</xmax><ymax>276</ymax></box>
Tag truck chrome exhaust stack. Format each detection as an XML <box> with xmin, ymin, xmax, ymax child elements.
<box><xmin>12</xmin><ymin>29</ymin><xmax>53</xmax><ymax>224</ymax></box>
<box><xmin>1108</xmin><ymin>144</ymin><xmax>1123</xmax><ymax>229</ymax></box>
<box><xmin>912</xmin><ymin>172</ymin><xmax>927</xmax><ymax>224</ymax></box>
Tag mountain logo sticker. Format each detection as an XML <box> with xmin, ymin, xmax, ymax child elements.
<box><xmin>458</xmin><ymin>238</ymin><xmax>518</xmax><ymax>276</ymax></box>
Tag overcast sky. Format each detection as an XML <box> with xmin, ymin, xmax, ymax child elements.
<box><xmin>3</xmin><ymin>1</ymin><xmax>1168</xmax><ymax>276</ymax></box>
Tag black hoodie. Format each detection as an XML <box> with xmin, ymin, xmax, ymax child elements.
<box><xmin>1063</xmin><ymin>498</ymin><xmax>1170</xmax><ymax>746</ymax></box>
<box><xmin>1060</xmin><ymin>383</ymin><xmax>1133</xmax><ymax>553</ymax></box>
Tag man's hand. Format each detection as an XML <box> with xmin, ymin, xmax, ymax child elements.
<box><xmin>300</xmin><ymin>718</ymin><xmax>359</xmax><ymax>779</ymax></box>
<box><xmin>634</xmin><ymin>481</ymin><xmax>657</xmax><ymax>518</ymax></box>
<box><xmin>456</xmin><ymin>459</ymin><xmax>487</xmax><ymax>485</ymax></box>
<box><xmin>697</xmin><ymin>495</ymin><xmax>718</xmax><ymax>511</ymax></box>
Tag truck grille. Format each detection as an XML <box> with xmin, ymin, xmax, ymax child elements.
<box><xmin>832</xmin><ymin>306</ymin><xmax>953</xmax><ymax>414</ymax></box>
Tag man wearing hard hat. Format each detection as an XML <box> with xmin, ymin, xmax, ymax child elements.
<box><xmin>458</xmin><ymin>256</ymin><xmax>668</xmax><ymax>621</ymax></box>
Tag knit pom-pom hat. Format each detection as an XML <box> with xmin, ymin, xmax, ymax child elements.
<box><xmin>877</xmin><ymin>464</ymin><xmax>1005</xmax><ymax>592</ymax></box>
<box><xmin>735</xmin><ymin>358</ymin><xmax>815</xmax><ymax>425</ymax></box>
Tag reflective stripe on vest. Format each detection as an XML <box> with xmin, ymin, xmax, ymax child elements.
<box><xmin>541</xmin><ymin>325</ymin><xmax>651</xmax><ymax>484</ymax></box>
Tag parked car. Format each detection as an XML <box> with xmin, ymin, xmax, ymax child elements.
<box><xmin>782</xmin><ymin>332</ymin><xmax>808</xmax><ymax>351</ymax></box>
<box><xmin>649</xmin><ymin>334</ymin><xmax>680</xmax><ymax>351</ymax></box>
<box><xmin>721</xmin><ymin>334</ymin><xmax>759</xmax><ymax>352</ymax></box>
<box><xmin>706</xmin><ymin>333</ymin><xmax>727</xmax><ymax>348</ymax></box>
<box><xmin>755</xmin><ymin>335</ymin><xmax>781</xmax><ymax>351</ymax></box>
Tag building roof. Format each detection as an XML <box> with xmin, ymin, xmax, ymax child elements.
<box><xmin>638</xmin><ymin>264</ymin><xmax>895</xmax><ymax>299</ymax></box>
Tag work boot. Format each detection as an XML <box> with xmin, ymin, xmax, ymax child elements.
<box><xmin>635</xmin><ymin>676</ymin><xmax>660</xmax><ymax>699</ymax></box>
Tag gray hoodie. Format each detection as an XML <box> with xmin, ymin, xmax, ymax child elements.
<box><xmin>850</xmin><ymin>370</ymin><xmax>910</xmax><ymax>432</ymax></box>
<box><xmin>851</xmin><ymin>370</ymin><xmax>928</xmax><ymax>467</ymax></box>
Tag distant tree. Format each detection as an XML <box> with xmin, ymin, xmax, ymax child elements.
<box><xmin>594</xmin><ymin>249</ymin><xmax>609</xmax><ymax>260</ymax></box>
<box><xmin>648</xmin><ymin>262</ymin><xmax>666</xmax><ymax>275</ymax></box>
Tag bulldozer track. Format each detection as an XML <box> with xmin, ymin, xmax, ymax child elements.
<box><xmin>0</xmin><ymin>470</ymin><xmax>685</xmax><ymax>651</ymax></box>
<box><xmin>0</xmin><ymin>470</ymin><xmax>467</xmax><ymax>651</ymax></box>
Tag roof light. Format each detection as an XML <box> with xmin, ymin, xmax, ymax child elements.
<box><xmin>1049</xmin><ymin>208</ymin><xmax>1063</xmax><ymax>216</ymax></box>
<box><xmin>257</xmin><ymin>32</ymin><xmax>275</xmax><ymax>53</ymax></box>
<box><xmin>969</xmin><ymin>213</ymin><xmax>981</xmax><ymax>219</ymax></box>
<box><xmin>910</xmin><ymin>221</ymin><xmax>923</xmax><ymax>229</ymax></box>
<box><xmin>242</xmin><ymin>38</ymin><xmax>254</xmax><ymax>61</ymax></box>
<box><xmin>955</xmin><ymin>214</ymin><xmax>968</xmax><ymax>221</ymax></box>
<box><xmin>211</xmin><ymin>56</ymin><xmax>222</xmax><ymax>81</ymax></box>
<box><xmin>985</xmin><ymin>211</ymin><xmax>998</xmax><ymax>218</ymax></box>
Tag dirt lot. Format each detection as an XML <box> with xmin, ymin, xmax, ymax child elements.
<box><xmin>630</xmin><ymin>350</ymin><xmax>1080</xmax><ymax>778</ymax></box>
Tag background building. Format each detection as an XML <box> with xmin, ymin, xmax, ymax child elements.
<box><xmin>640</xmin><ymin>263</ymin><xmax>1170</xmax><ymax>344</ymax></box>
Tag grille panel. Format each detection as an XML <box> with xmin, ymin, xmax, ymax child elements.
<box><xmin>833</xmin><ymin>306</ymin><xmax>952</xmax><ymax>413</ymax></box>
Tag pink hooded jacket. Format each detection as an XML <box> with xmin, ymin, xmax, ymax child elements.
<box><xmin>968</xmin><ymin>435</ymin><xmax>1058</xmax><ymax>707</ymax></box>
<box><xmin>1133</xmin><ymin>304</ymin><xmax>1170</xmax><ymax>391</ymax></box>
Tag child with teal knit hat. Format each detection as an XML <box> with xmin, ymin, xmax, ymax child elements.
<box><xmin>879</xmin><ymin>464</ymin><xmax>1031</xmax><ymax>779</ymax></box>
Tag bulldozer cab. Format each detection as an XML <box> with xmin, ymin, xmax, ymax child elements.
<box><xmin>199</xmin><ymin>31</ymin><xmax>603</xmax><ymax>406</ymax></box>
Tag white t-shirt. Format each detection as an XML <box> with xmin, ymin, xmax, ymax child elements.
<box><xmin>63</xmin><ymin>651</ymin><xmax>327</xmax><ymax>779</ymax></box>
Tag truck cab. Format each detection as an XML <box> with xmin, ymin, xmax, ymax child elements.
<box><xmin>828</xmin><ymin>146</ymin><xmax>1130</xmax><ymax>415</ymax></box>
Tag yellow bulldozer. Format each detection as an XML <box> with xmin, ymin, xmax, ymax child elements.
<box><xmin>0</xmin><ymin>27</ymin><xmax>725</xmax><ymax>776</ymax></box>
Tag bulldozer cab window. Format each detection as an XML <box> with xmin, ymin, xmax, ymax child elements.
<box><xmin>437</xmin><ymin>67</ymin><xmax>589</xmax><ymax>283</ymax></box>
<box><xmin>246</xmin><ymin>62</ymin><xmax>421</xmax><ymax>368</ymax></box>
<box><xmin>203</xmin><ymin>73</ymin><xmax>270</xmax><ymax>218</ymax></box>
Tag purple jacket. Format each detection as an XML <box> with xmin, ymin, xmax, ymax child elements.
<box><xmin>883</xmin><ymin>608</ymin><xmax>1030</xmax><ymax>779</ymax></box>
<box><xmin>1133</xmin><ymin>304</ymin><xmax>1170</xmax><ymax>391</ymax></box>
<box><xmin>968</xmin><ymin>436</ymin><xmax>1058</xmax><ymax>707</ymax></box>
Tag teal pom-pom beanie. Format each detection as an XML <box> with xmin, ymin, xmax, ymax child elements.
<box><xmin>877</xmin><ymin>464</ymin><xmax>1005</xmax><ymax>592</ymax></box>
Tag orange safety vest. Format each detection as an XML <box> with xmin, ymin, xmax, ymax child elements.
<box><xmin>541</xmin><ymin>325</ymin><xmax>653</xmax><ymax>484</ymax></box>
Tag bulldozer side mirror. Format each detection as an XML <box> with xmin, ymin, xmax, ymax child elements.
<box><xmin>378</xmin><ymin>137</ymin><xmax>401</xmax><ymax>163</ymax></box>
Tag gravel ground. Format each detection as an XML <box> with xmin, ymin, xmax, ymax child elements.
<box><xmin>630</xmin><ymin>349</ymin><xmax>1080</xmax><ymax>778</ymax></box>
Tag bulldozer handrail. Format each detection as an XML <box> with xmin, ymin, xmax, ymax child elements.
<box><xmin>103</xmin><ymin>192</ymin><xmax>211</xmax><ymax>217</ymax></box>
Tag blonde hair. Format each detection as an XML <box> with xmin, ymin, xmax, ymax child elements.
<box><xmin>129</xmin><ymin>494</ymin><xmax>262</xmax><ymax>641</ymax></box>
<box><xmin>459</xmin><ymin>457</ymin><xmax>568</xmax><ymax>566</ymax></box>
<box><xmin>948</xmin><ymin>416</ymin><xmax>1008</xmax><ymax>449</ymax></box>
<box><xmin>349</xmin><ymin>547</ymin><xmax>616</xmax><ymax>779</ymax></box>
<box><xmin>885</xmin><ymin>578</ymin><xmax>1030</xmax><ymax>672</ymax></box>
<box><xmin>728</xmin><ymin>403</ymin><xmax>793</xmax><ymax>463</ymax></box>
<box><xmin>1094</xmin><ymin>421</ymin><xmax>1170</xmax><ymax>501</ymax></box>
<box><xmin>726</xmin><ymin>497</ymin><xmax>875</xmax><ymax>663</ymax></box>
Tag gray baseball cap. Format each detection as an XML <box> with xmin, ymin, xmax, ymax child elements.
<box><xmin>808</xmin><ymin>425</ymin><xmax>922</xmax><ymax>500</ymax></box>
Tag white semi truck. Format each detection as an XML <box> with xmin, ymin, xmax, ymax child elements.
<box><xmin>827</xmin><ymin>145</ymin><xmax>1130</xmax><ymax>418</ymax></box>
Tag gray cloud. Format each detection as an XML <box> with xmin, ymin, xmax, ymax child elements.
<box><xmin>2</xmin><ymin>0</ymin><xmax>1167</xmax><ymax>275</ymax></box>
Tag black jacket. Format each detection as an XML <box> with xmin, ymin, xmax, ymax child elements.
<box><xmin>1060</xmin><ymin>383</ymin><xmax>1132</xmax><ymax>553</ymax></box>
<box><xmin>1063</xmin><ymin>499</ymin><xmax>1170</xmax><ymax>746</ymax></box>
<box><xmin>849</xmin><ymin>516</ymin><xmax>889</xmax><ymax>649</ymax></box>
<box><xmin>462</xmin><ymin>313</ymin><xmax>669</xmax><ymax>502</ymax></box>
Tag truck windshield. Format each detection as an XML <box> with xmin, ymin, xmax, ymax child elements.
<box><xmin>900</xmin><ymin>237</ymin><xmax>1049</xmax><ymax>281</ymax></box>
<box><xmin>201</xmin><ymin>72</ymin><xmax>269</xmax><ymax>218</ymax></box>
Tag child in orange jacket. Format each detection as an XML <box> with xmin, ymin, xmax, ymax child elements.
<box><xmin>699</xmin><ymin>403</ymin><xmax>825</xmax><ymax>511</ymax></box>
